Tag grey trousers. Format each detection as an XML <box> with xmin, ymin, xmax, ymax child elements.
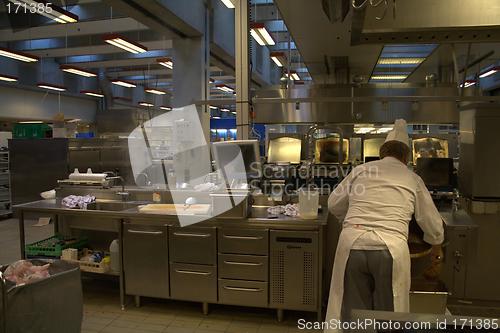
<box><xmin>341</xmin><ymin>249</ymin><xmax>394</xmax><ymax>321</ymax></box>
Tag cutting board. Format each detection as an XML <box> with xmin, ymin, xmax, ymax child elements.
<box><xmin>139</xmin><ymin>204</ymin><xmax>211</xmax><ymax>215</ymax></box>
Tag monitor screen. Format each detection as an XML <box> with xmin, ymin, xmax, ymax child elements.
<box><xmin>416</xmin><ymin>158</ymin><xmax>453</xmax><ymax>189</ymax></box>
<box><xmin>212</xmin><ymin>140</ymin><xmax>261</xmax><ymax>182</ymax></box>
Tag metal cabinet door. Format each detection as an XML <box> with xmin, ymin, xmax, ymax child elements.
<box><xmin>269</xmin><ymin>230</ymin><xmax>318</xmax><ymax>311</ymax></box>
<box><xmin>169</xmin><ymin>227</ymin><xmax>216</xmax><ymax>264</ymax></box>
<box><xmin>170</xmin><ymin>263</ymin><xmax>217</xmax><ymax>302</ymax></box>
<box><xmin>123</xmin><ymin>224</ymin><xmax>169</xmax><ymax>298</ymax></box>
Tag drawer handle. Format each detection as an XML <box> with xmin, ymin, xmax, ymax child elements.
<box><xmin>223</xmin><ymin>235</ymin><xmax>263</xmax><ymax>240</ymax></box>
<box><xmin>173</xmin><ymin>232</ymin><xmax>211</xmax><ymax>238</ymax></box>
<box><xmin>223</xmin><ymin>286</ymin><xmax>262</xmax><ymax>292</ymax></box>
<box><xmin>223</xmin><ymin>261</ymin><xmax>263</xmax><ymax>266</ymax></box>
<box><xmin>127</xmin><ymin>230</ymin><xmax>163</xmax><ymax>235</ymax></box>
<box><xmin>175</xmin><ymin>269</ymin><xmax>212</xmax><ymax>276</ymax></box>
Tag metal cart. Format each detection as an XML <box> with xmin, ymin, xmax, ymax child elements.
<box><xmin>0</xmin><ymin>259</ymin><xmax>83</xmax><ymax>333</ymax></box>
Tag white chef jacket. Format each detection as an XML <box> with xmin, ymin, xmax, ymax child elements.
<box><xmin>328</xmin><ymin>156</ymin><xmax>444</xmax><ymax>246</ymax></box>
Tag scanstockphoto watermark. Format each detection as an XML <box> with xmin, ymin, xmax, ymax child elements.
<box><xmin>297</xmin><ymin>318</ymin><xmax>500</xmax><ymax>331</ymax></box>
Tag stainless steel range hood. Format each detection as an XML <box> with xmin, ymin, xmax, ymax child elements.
<box><xmin>253</xmin><ymin>84</ymin><xmax>459</xmax><ymax>124</ymax></box>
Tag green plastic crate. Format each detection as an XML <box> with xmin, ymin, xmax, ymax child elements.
<box><xmin>25</xmin><ymin>235</ymin><xmax>88</xmax><ymax>257</ymax></box>
<box><xmin>13</xmin><ymin>123</ymin><xmax>52</xmax><ymax>139</ymax></box>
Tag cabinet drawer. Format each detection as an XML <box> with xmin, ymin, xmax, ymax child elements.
<box><xmin>170</xmin><ymin>263</ymin><xmax>217</xmax><ymax>302</ymax></box>
<box><xmin>219</xmin><ymin>279</ymin><xmax>268</xmax><ymax>307</ymax></box>
<box><xmin>218</xmin><ymin>228</ymin><xmax>268</xmax><ymax>255</ymax></box>
<box><xmin>123</xmin><ymin>224</ymin><xmax>169</xmax><ymax>298</ymax></box>
<box><xmin>218</xmin><ymin>254</ymin><xmax>268</xmax><ymax>281</ymax></box>
<box><xmin>169</xmin><ymin>227</ymin><xmax>216</xmax><ymax>264</ymax></box>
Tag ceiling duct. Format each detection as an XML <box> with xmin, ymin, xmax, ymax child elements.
<box><xmin>321</xmin><ymin>0</ymin><xmax>350</xmax><ymax>23</ymax></box>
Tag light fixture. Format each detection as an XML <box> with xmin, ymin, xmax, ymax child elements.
<box><xmin>139</xmin><ymin>102</ymin><xmax>154</xmax><ymax>107</ymax></box>
<box><xmin>374</xmin><ymin>127</ymin><xmax>393</xmax><ymax>134</ymax></box>
<box><xmin>209</xmin><ymin>105</ymin><xmax>218</xmax><ymax>109</ymax></box>
<box><xmin>479</xmin><ymin>66</ymin><xmax>500</xmax><ymax>78</ymax></box>
<box><xmin>0</xmin><ymin>74</ymin><xmax>18</xmax><ymax>82</ymax></box>
<box><xmin>209</xmin><ymin>78</ymin><xmax>215</xmax><ymax>83</ymax></box>
<box><xmin>37</xmin><ymin>82</ymin><xmax>66</xmax><ymax>92</ymax></box>
<box><xmin>355</xmin><ymin>126</ymin><xmax>376</xmax><ymax>134</ymax></box>
<box><xmin>81</xmin><ymin>90</ymin><xmax>104</xmax><ymax>98</ymax></box>
<box><xmin>111</xmin><ymin>79</ymin><xmax>136</xmax><ymax>88</ymax></box>
<box><xmin>157</xmin><ymin>57</ymin><xmax>173</xmax><ymax>69</ymax></box>
<box><xmin>216</xmin><ymin>84</ymin><xmax>234</xmax><ymax>93</ymax></box>
<box><xmin>270</xmin><ymin>51</ymin><xmax>286</xmax><ymax>67</ymax></box>
<box><xmin>285</xmin><ymin>71</ymin><xmax>300</xmax><ymax>81</ymax></box>
<box><xmin>212</xmin><ymin>116</ymin><xmax>221</xmax><ymax>119</ymax></box>
<box><xmin>160</xmin><ymin>106</ymin><xmax>172</xmax><ymax>111</ymax></box>
<box><xmin>7</xmin><ymin>1</ymin><xmax>78</xmax><ymax>23</ymax></box>
<box><xmin>145</xmin><ymin>87</ymin><xmax>167</xmax><ymax>95</ymax></box>
<box><xmin>19</xmin><ymin>121</ymin><xmax>43</xmax><ymax>124</ymax></box>
<box><xmin>377</xmin><ymin>58</ymin><xmax>425</xmax><ymax>65</ymax></box>
<box><xmin>0</xmin><ymin>47</ymin><xmax>38</xmax><ymax>62</ymax></box>
<box><xmin>67</xmin><ymin>118</ymin><xmax>82</xmax><ymax>123</ymax></box>
<box><xmin>371</xmin><ymin>75</ymin><xmax>408</xmax><ymax>80</ymax></box>
<box><xmin>103</xmin><ymin>34</ymin><xmax>148</xmax><ymax>54</ymax></box>
<box><xmin>459</xmin><ymin>80</ymin><xmax>476</xmax><ymax>88</ymax></box>
<box><xmin>250</xmin><ymin>23</ymin><xmax>275</xmax><ymax>46</ymax></box>
<box><xmin>220</xmin><ymin>0</ymin><xmax>234</xmax><ymax>8</ymax></box>
<box><xmin>220</xmin><ymin>108</ymin><xmax>230</xmax><ymax>112</ymax></box>
<box><xmin>60</xmin><ymin>65</ymin><xmax>97</xmax><ymax>78</ymax></box>
<box><xmin>231</xmin><ymin>111</ymin><xmax>237</xmax><ymax>115</ymax></box>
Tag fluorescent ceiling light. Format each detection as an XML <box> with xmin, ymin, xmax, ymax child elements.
<box><xmin>60</xmin><ymin>65</ymin><xmax>97</xmax><ymax>78</ymax></box>
<box><xmin>460</xmin><ymin>80</ymin><xmax>476</xmax><ymax>88</ymax></box>
<box><xmin>139</xmin><ymin>102</ymin><xmax>154</xmax><ymax>107</ymax></box>
<box><xmin>103</xmin><ymin>34</ymin><xmax>147</xmax><ymax>54</ymax></box>
<box><xmin>285</xmin><ymin>71</ymin><xmax>300</xmax><ymax>81</ymax></box>
<box><xmin>81</xmin><ymin>90</ymin><xmax>104</xmax><ymax>98</ymax></box>
<box><xmin>270</xmin><ymin>51</ymin><xmax>286</xmax><ymax>67</ymax></box>
<box><xmin>220</xmin><ymin>108</ymin><xmax>230</xmax><ymax>112</ymax></box>
<box><xmin>220</xmin><ymin>0</ymin><xmax>234</xmax><ymax>8</ymax></box>
<box><xmin>212</xmin><ymin>116</ymin><xmax>221</xmax><ymax>119</ymax></box>
<box><xmin>231</xmin><ymin>111</ymin><xmax>237</xmax><ymax>114</ymax></box>
<box><xmin>19</xmin><ymin>121</ymin><xmax>43</xmax><ymax>124</ymax></box>
<box><xmin>111</xmin><ymin>79</ymin><xmax>136</xmax><ymax>88</ymax></box>
<box><xmin>0</xmin><ymin>47</ymin><xmax>38</xmax><ymax>62</ymax></box>
<box><xmin>209</xmin><ymin>105</ymin><xmax>218</xmax><ymax>109</ymax></box>
<box><xmin>377</xmin><ymin>57</ymin><xmax>425</xmax><ymax>65</ymax></box>
<box><xmin>209</xmin><ymin>78</ymin><xmax>215</xmax><ymax>83</ymax></box>
<box><xmin>145</xmin><ymin>87</ymin><xmax>167</xmax><ymax>95</ymax></box>
<box><xmin>67</xmin><ymin>118</ymin><xmax>82</xmax><ymax>123</ymax></box>
<box><xmin>37</xmin><ymin>82</ymin><xmax>66</xmax><ymax>91</ymax></box>
<box><xmin>8</xmin><ymin>1</ymin><xmax>78</xmax><ymax>24</ymax></box>
<box><xmin>216</xmin><ymin>84</ymin><xmax>234</xmax><ymax>93</ymax></box>
<box><xmin>374</xmin><ymin>127</ymin><xmax>393</xmax><ymax>134</ymax></box>
<box><xmin>355</xmin><ymin>127</ymin><xmax>376</xmax><ymax>134</ymax></box>
<box><xmin>160</xmin><ymin>106</ymin><xmax>172</xmax><ymax>111</ymax></box>
<box><xmin>157</xmin><ymin>57</ymin><xmax>173</xmax><ymax>69</ymax></box>
<box><xmin>0</xmin><ymin>74</ymin><xmax>18</xmax><ymax>82</ymax></box>
<box><xmin>371</xmin><ymin>75</ymin><xmax>408</xmax><ymax>80</ymax></box>
<box><xmin>250</xmin><ymin>23</ymin><xmax>275</xmax><ymax>46</ymax></box>
<box><xmin>479</xmin><ymin>66</ymin><xmax>500</xmax><ymax>78</ymax></box>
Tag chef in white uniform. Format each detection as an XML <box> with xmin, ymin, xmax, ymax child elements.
<box><xmin>324</xmin><ymin>119</ymin><xmax>444</xmax><ymax>332</ymax></box>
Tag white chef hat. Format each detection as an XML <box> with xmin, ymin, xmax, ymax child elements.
<box><xmin>385</xmin><ymin>119</ymin><xmax>409</xmax><ymax>147</ymax></box>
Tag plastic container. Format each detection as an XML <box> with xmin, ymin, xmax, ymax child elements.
<box><xmin>25</xmin><ymin>235</ymin><xmax>88</xmax><ymax>257</ymax></box>
<box><xmin>298</xmin><ymin>186</ymin><xmax>319</xmax><ymax>219</ymax></box>
<box><xmin>109</xmin><ymin>239</ymin><xmax>120</xmax><ymax>273</ymax></box>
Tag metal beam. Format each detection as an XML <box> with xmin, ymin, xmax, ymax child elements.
<box><xmin>0</xmin><ymin>17</ymin><xmax>147</xmax><ymax>42</ymax></box>
<box><xmin>27</xmin><ymin>40</ymin><xmax>173</xmax><ymax>58</ymax></box>
<box><xmin>235</xmin><ymin>0</ymin><xmax>250</xmax><ymax>140</ymax></box>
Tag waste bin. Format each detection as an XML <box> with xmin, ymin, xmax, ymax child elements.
<box><xmin>0</xmin><ymin>259</ymin><xmax>83</xmax><ymax>333</ymax></box>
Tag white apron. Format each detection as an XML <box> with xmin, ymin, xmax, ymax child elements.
<box><xmin>324</xmin><ymin>225</ymin><xmax>411</xmax><ymax>333</ymax></box>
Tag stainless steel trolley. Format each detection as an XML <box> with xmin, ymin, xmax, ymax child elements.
<box><xmin>0</xmin><ymin>259</ymin><xmax>83</xmax><ymax>333</ymax></box>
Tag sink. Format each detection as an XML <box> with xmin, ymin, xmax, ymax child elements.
<box><xmin>86</xmin><ymin>201</ymin><xmax>142</xmax><ymax>211</ymax></box>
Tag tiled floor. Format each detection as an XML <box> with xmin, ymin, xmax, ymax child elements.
<box><xmin>82</xmin><ymin>279</ymin><xmax>321</xmax><ymax>333</ymax></box>
<box><xmin>0</xmin><ymin>217</ymin><xmax>320</xmax><ymax>333</ymax></box>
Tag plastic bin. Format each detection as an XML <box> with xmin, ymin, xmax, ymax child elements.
<box><xmin>25</xmin><ymin>235</ymin><xmax>88</xmax><ymax>257</ymax></box>
<box><xmin>0</xmin><ymin>259</ymin><xmax>83</xmax><ymax>333</ymax></box>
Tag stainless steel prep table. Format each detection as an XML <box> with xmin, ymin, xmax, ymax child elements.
<box><xmin>13</xmin><ymin>199</ymin><xmax>328</xmax><ymax>320</ymax></box>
